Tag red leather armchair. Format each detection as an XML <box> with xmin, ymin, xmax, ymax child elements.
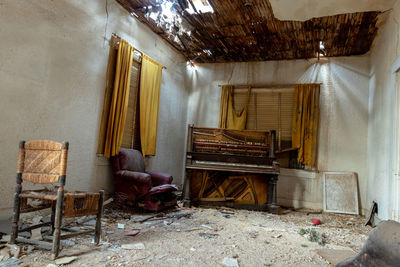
<box><xmin>112</xmin><ymin>148</ymin><xmax>177</xmax><ymax>211</ymax></box>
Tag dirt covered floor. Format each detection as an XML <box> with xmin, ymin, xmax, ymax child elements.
<box><xmin>10</xmin><ymin>203</ymin><xmax>370</xmax><ymax>267</ymax></box>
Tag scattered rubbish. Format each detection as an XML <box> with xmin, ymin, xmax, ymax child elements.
<box><xmin>306</xmin><ymin>210</ymin><xmax>323</xmax><ymax>215</ymax></box>
<box><xmin>282</xmin><ymin>209</ymin><xmax>292</xmax><ymax>214</ymax></box>
<box><xmin>190</xmin><ymin>247</ymin><xmax>196</xmax><ymax>251</ymax></box>
<box><xmin>170</xmin><ymin>222</ymin><xmax>181</xmax><ymax>226</ymax></box>
<box><xmin>317</xmin><ymin>249</ymin><xmax>356</xmax><ymax>266</ymax></box>
<box><xmin>76</xmin><ymin>215</ymin><xmax>96</xmax><ymax>225</ymax></box>
<box><xmin>163</xmin><ymin>220</ymin><xmax>171</xmax><ymax>226</ymax></box>
<box><xmin>247</xmin><ymin>230</ymin><xmax>258</xmax><ymax>239</ymax></box>
<box><xmin>311</xmin><ymin>218</ymin><xmax>321</xmax><ymax>225</ymax></box>
<box><xmin>299</xmin><ymin>228</ymin><xmax>326</xmax><ymax>245</ymax></box>
<box><xmin>166</xmin><ymin>257</ymin><xmax>185</xmax><ymax>263</ymax></box>
<box><xmin>199</xmin><ymin>233</ymin><xmax>219</xmax><ymax>239</ymax></box>
<box><xmin>2</xmin><ymin>244</ymin><xmax>21</xmax><ymax>259</ymax></box>
<box><xmin>106</xmin><ymin>231</ymin><xmax>115</xmax><ymax>235</ymax></box>
<box><xmin>124</xmin><ymin>230</ymin><xmax>140</xmax><ymax>236</ymax></box>
<box><xmin>103</xmin><ymin>198</ymin><xmax>113</xmax><ymax>206</ymax></box>
<box><xmin>201</xmin><ymin>224</ymin><xmax>213</xmax><ymax>230</ymax></box>
<box><xmin>301</xmin><ymin>244</ymin><xmax>308</xmax><ymax>247</ymax></box>
<box><xmin>46</xmin><ymin>264</ymin><xmax>57</xmax><ymax>267</ymax></box>
<box><xmin>17</xmin><ymin>232</ymin><xmax>30</xmax><ymax>238</ymax></box>
<box><xmin>0</xmin><ymin>235</ymin><xmax>10</xmax><ymax>243</ymax></box>
<box><xmin>61</xmin><ymin>240</ymin><xmax>76</xmax><ymax>248</ymax></box>
<box><xmin>220</xmin><ymin>210</ymin><xmax>235</xmax><ymax>215</ymax></box>
<box><xmin>183</xmin><ymin>228</ymin><xmax>201</xmax><ymax>232</ymax></box>
<box><xmin>55</xmin><ymin>256</ymin><xmax>78</xmax><ymax>265</ymax></box>
<box><xmin>117</xmin><ymin>223</ymin><xmax>125</xmax><ymax>229</ymax></box>
<box><xmin>84</xmin><ymin>220</ymin><xmax>97</xmax><ymax>226</ymax></box>
<box><xmin>264</xmin><ymin>240</ymin><xmax>270</xmax><ymax>244</ymax></box>
<box><xmin>32</xmin><ymin>216</ymin><xmax>42</xmax><ymax>224</ymax></box>
<box><xmin>272</xmin><ymin>234</ymin><xmax>282</xmax><ymax>238</ymax></box>
<box><xmin>31</xmin><ymin>228</ymin><xmax>42</xmax><ymax>240</ymax></box>
<box><xmin>154</xmin><ymin>254</ymin><xmax>167</xmax><ymax>260</ymax></box>
<box><xmin>221</xmin><ymin>257</ymin><xmax>239</xmax><ymax>267</ymax></box>
<box><xmin>121</xmin><ymin>242</ymin><xmax>145</xmax><ymax>250</ymax></box>
<box><xmin>0</xmin><ymin>257</ymin><xmax>22</xmax><ymax>267</ymax></box>
<box><xmin>23</xmin><ymin>245</ymin><xmax>34</xmax><ymax>254</ymax></box>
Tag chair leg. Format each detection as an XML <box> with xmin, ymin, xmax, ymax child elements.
<box><xmin>94</xmin><ymin>190</ymin><xmax>104</xmax><ymax>244</ymax></box>
<box><xmin>10</xmin><ymin>183</ymin><xmax>22</xmax><ymax>244</ymax></box>
<box><xmin>51</xmin><ymin>187</ymin><xmax>64</xmax><ymax>260</ymax></box>
<box><xmin>50</xmin><ymin>203</ymin><xmax>56</xmax><ymax>234</ymax></box>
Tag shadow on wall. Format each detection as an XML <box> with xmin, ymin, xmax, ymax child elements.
<box><xmin>283</xmin><ymin>58</ymin><xmax>368</xmax><ymax>210</ymax></box>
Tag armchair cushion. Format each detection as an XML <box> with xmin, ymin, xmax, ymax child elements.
<box><xmin>146</xmin><ymin>171</ymin><xmax>173</xmax><ymax>186</ymax></box>
<box><xmin>115</xmin><ymin>170</ymin><xmax>151</xmax><ymax>184</ymax></box>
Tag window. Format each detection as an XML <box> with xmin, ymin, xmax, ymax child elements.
<box><xmin>233</xmin><ymin>86</ymin><xmax>308</xmax><ymax>169</ymax></box>
<box><xmin>120</xmin><ymin>59</ymin><xmax>141</xmax><ymax>150</ymax></box>
<box><xmin>233</xmin><ymin>87</ymin><xmax>295</xmax><ymax>151</ymax></box>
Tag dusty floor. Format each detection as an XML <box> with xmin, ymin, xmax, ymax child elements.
<box><xmin>9</xmin><ymin>204</ymin><xmax>370</xmax><ymax>267</ymax></box>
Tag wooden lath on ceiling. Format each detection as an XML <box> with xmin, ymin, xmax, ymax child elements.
<box><xmin>116</xmin><ymin>0</ymin><xmax>380</xmax><ymax>63</ymax></box>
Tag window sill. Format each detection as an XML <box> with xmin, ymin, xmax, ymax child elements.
<box><xmin>280</xmin><ymin>167</ymin><xmax>318</xmax><ymax>179</ymax></box>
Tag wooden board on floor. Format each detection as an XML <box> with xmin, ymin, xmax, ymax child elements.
<box><xmin>316</xmin><ymin>249</ymin><xmax>357</xmax><ymax>266</ymax></box>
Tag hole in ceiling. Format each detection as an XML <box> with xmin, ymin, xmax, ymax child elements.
<box><xmin>186</xmin><ymin>0</ymin><xmax>214</xmax><ymax>14</ymax></box>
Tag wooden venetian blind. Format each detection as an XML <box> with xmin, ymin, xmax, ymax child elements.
<box><xmin>120</xmin><ymin>60</ymin><xmax>141</xmax><ymax>150</ymax></box>
<box><xmin>233</xmin><ymin>87</ymin><xmax>295</xmax><ymax>147</ymax></box>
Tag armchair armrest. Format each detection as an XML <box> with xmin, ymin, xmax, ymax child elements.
<box><xmin>115</xmin><ymin>170</ymin><xmax>151</xmax><ymax>184</ymax></box>
<box><xmin>146</xmin><ymin>171</ymin><xmax>173</xmax><ymax>186</ymax></box>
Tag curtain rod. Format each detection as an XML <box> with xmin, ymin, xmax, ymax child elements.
<box><xmin>217</xmin><ymin>83</ymin><xmax>322</xmax><ymax>88</ymax></box>
<box><xmin>111</xmin><ymin>33</ymin><xmax>167</xmax><ymax>70</ymax></box>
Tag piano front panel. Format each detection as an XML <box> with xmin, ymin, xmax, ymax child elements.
<box><xmin>184</xmin><ymin>125</ymin><xmax>279</xmax><ymax>213</ymax></box>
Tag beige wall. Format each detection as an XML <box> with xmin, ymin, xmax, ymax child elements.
<box><xmin>0</xmin><ymin>0</ymin><xmax>188</xmax><ymax>219</ymax></box>
<box><xmin>368</xmin><ymin>0</ymin><xmax>400</xmax><ymax>220</ymax></box>
<box><xmin>186</xmin><ymin>57</ymin><xmax>370</xmax><ymax>212</ymax></box>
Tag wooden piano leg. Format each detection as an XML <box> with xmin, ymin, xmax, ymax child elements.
<box><xmin>267</xmin><ymin>175</ymin><xmax>280</xmax><ymax>214</ymax></box>
<box><xmin>183</xmin><ymin>169</ymin><xmax>192</xmax><ymax>207</ymax></box>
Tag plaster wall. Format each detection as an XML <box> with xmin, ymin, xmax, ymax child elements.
<box><xmin>186</xmin><ymin>57</ymin><xmax>370</xmax><ymax>212</ymax></box>
<box><xmin>368</xmin><ymin>0</ymin><xmax>400</xmax><ymax>220</ymax></box>
<box><xmin>0</xmin><ymin>0</ymin><xmax>188</xmax><ymax>219</ymax></box>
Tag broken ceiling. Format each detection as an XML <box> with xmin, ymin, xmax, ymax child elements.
<box><xmin>116</xmin><ymin>0</ymin><xmax>383</xmax><ymax>63</ymax></box>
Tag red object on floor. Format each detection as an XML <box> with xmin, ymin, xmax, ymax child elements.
<box><xmin>125</xmin><ymin>230</ymin><xmax>140</xmax><ymax>236</ymax></box>
<box><xmin>311</xmin><ymin>218</ymin><xmax>321</xmax><ymax>225</ymax></box>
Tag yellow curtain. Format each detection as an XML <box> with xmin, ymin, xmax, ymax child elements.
<box><xmin>140</xmin><ymin>54</ymin><xmax>163</xmax><ymax>156</ymax></box>
<box><xmin>292</xmin><ymin>83</ymin><xmax>320</xmax><ymax>167</ymax></box>
<box><xmin>103</xmin><ymin>39</ymin><xmax>135</xmax><ymax>158</ymax></box>
<box><xmin>218</xmin><ymin>85</ymin><xmax>251</xmax><ymax>130</ymax></box>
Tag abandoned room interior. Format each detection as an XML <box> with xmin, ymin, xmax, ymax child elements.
<box><xmin>1</xmin><ymin>0</ymin><xmax>400</xmax><ymax>266</ymax></box>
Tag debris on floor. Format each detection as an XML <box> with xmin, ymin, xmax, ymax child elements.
<box><xmin>221</xmin><ymin>257</ymin><xmax>239</xmax><ymax>267</ymax></box>
<box><xmin>0</xmin><ymin>257</ymin><xmax>21</xmax><ymax>267</ymax></box>
<box><xmin>54</xmin><ymin>256</ymin><xmax>78</xmax><ymax>265</ymax></box>
<box><xmin>121</xmin><ymin>242</ymin><xmax>145</xmax><ymax>250</ymax></box>
<box><xmin>124</xmin><ymin>229</ymin><xmax>140</xmax><ymax>236</ymax></box>
<box><xmin>310</xmin><ymin>218</ymin><xmax>321</xmax><ymax>225</ymax></box>
<box><xmin>1</xmin><ymin>203</ymin><xmax>372</xmax><ymax>266</ymax></box>
<box><xmin>317</xmin><ymin>248</ymin><xmax>356</xmax><ymax>266</ymax></box>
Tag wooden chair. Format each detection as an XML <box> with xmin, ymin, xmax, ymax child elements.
<box><xmin>9</xmin><ymin>140</ymin><xmax>104</xmax><ymax>259</ymax></box>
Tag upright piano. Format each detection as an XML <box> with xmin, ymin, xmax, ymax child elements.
<box><xmin>183</xmin><ymin>125</ymin><xmax>280</xmax><ymax>213</ymax></box>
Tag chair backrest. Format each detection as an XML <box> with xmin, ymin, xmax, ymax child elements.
<box><xmin>17</xmin><ymin>140</ymin><xmax>69</xmax><ymax>184</ymax></box>
<box><xmin>113</xmin><ymin>148</ymin><xmax>145</xmax><ymax>173</ymax></box>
